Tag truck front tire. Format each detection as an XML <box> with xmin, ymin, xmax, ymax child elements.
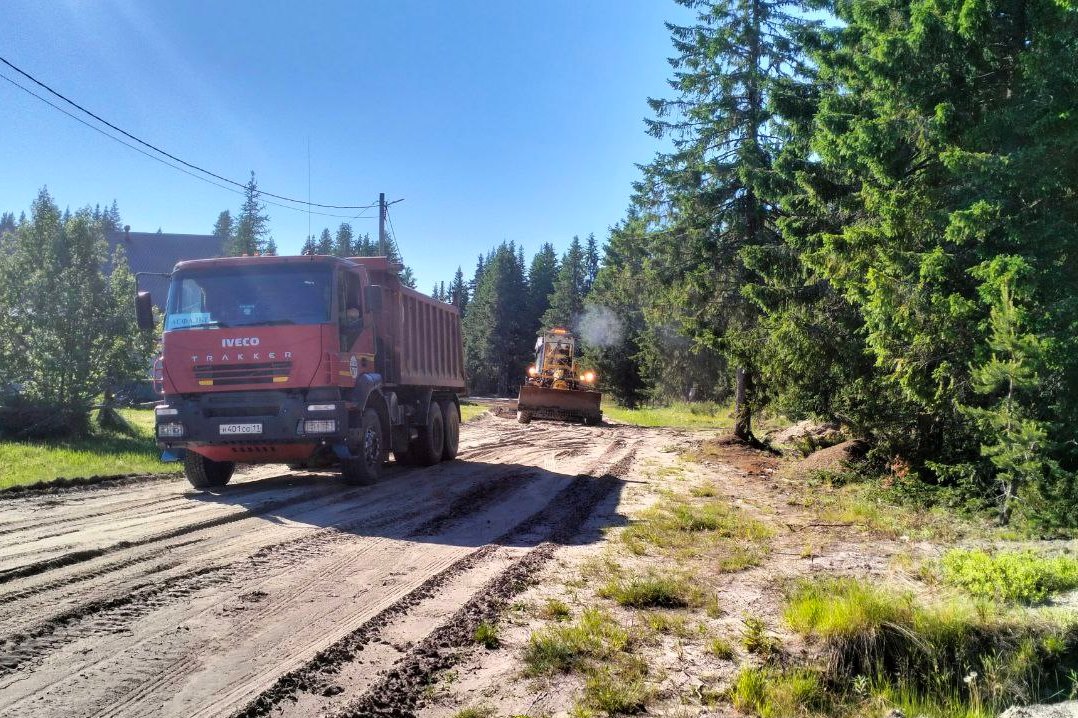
<box><xmin>341</xmin><ymin>408</ymin><xmax>384</xmax><ymax>485</ymax></box>
<box><xmin>440</xmin><ymin>399</ymin><xmax>459</xmax><ymax>460</ymax></box>
<box><xmin>184</xmin><ymin>452</ymin><xmax>235</xmax><ymax>490</ymax></box>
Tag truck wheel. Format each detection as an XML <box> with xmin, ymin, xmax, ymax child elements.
<box><xmin>341</xmin><ymin>408</ymin><xmax>383</xmax><ymax>485</ymax></box>
<box><xmin>517</xmin><ymin>410</ymin><xmax>532</xmax><ymax>424</ymax></box>
<box><xmin>411</xmin><ymin>400</ymin><xmax>445</xmax><ymax>466</ymax></box>
<box><xmin>440</xmin><ymin>399</ymin><xmax>459</xmax><ymax>461</ymax></box>
<box><xmin>184</xmin><ymin>452</ymin><xmax>234</xmax><ymax>489</ymax></box>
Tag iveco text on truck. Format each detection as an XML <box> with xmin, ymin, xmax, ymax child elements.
<box><xmin>136</xmin><ymin>255</ymin><xmax>466</xmax><ymax>489</ymax></box>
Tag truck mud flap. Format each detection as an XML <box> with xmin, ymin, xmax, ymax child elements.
<box><xmin>516</xmin><ymin>385</ymin><xmax>602</xmax><ymax>422</ymax></box>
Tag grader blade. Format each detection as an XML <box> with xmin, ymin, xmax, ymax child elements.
<box><xmin>516</xmin><ymin>384</ymin><xmax>602</xmax><ymax>425</ymax></box>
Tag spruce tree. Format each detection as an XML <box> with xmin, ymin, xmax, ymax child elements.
<box><xmin>316</xmin><ymin>228</ymin><xmax>333</xmax><ymax>255</ymax></box>
<box><xmin>449</xmin><ymin>267</ymin><xmax>468</xmax><ymax>314</ymax></box>
<box><xmin>527</xmin><ymin>243</ymin><xmax>558</xmax><ymax>332</ymax></box>
<box><xmin>463</xmin><ymin>243</ymin><xmax>531</xmax><ymax>395</ymax></box>
<box><xmin>334</xmin><ymin>223</ymin><xmax>354</xmax><ymax>257</ymax></box>
<box><xmin>213</xmin><ymin>210</ymin><xmax>234</xmax><ymax>243</ymax></box>
<box><xmin>230</xmin><ymin>172</ymin><xmax>270</xmax><ymax>255</ymax></box>
<box><xmin>300</xmin><ymin>235</ymin><xmax>317</xmax><ymax>255</ymax></box>
<box><xmin>638</xmin><ymin>0</ymin><xmax>815</xmax><ymax>440</ymax></box>
<box><xmin>541</xmin><ymin>236</ymin><xmax>585</xmax><ymax>330</ymax></box>
<box><xmin>583</xmin><ymin>233</ymin><xmax>599</xmax><ymax>294</ymax></box>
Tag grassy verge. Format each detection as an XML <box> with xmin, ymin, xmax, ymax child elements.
<box><xmin>459</xmin><ymin>402</ymin><xmax>488</xmax><ymax>422</ymax></box>
<box><xmin>771</xmin><ymin>576</ymin><xmax>1078</xmax><ymax>718</ymax></box>
<box><xmin>0</xmin><ymin>408</ymin><xmax>177</xmax><ymax>489</ymax></box>
<box><xmin>602</xmin><ymin>401</ymin><xmax>734</xmax><ymax>429</ymax></box>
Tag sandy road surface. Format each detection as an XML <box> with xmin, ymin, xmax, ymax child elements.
<box><xmin>0</xmin><ymin>414</ymin><xmax>664</xmax><ymax>718</ymax></box>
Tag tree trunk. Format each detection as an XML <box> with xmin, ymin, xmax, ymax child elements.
<box><xmin>733</xmin><ymin>367</ymin><xmax>753</xmax><ymax>441</ymax></box>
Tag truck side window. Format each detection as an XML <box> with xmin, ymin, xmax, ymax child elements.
<box><xmin>339</xmin><ymin>272</ymin><xmax>363</xmax><ymax>351</ymax></box>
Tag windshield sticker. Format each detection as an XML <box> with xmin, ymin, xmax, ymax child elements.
<box><xmin>166</xmin><ymin>312</ymin><xmax>213</xmax><ymax>330</ymax></box>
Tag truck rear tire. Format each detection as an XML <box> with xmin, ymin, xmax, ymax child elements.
<box><xmin>440</xmin><ymin>399</ymin><xmax>459</xmax><ymax>460</ymax></box>
<box><xmin>410</xmin><ymin>400</ymin><xmax>444</xmax><ymax>466</ymax></box>
<box><xmin>341</xmin><ymin>408</ymin><xmax>384</xmax><ymax>485</ymax></box>
<box><xmin>184</xmin><ymin>452</ymin><xmax>234</xmax><ymax>489</ymax></box>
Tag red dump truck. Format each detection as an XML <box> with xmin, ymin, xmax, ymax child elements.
<box><xmin>136</xmin><ymin>255</ymin><xmax>466</xmax><ymax>489</ymax></box>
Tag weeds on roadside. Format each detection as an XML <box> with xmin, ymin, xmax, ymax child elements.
<box><xmin>474</xmin><ymin>621</ymin><xmax>500</xmax><ymax>649</ymax></box>
<box><xmin>453</xmin><ymin>705</ymin><xmax>495</xmax><ymax>718</ymax></box>
<box><xmin>741</xmin><ymin>616</ymin><xmax>782</xmax><ymax>659</ymax></box>
<box><xmin>523</xmin><ymin>608</ymin><xmax>629</xmax><ymax>675</ymax></box>
<box><xmin>620</xmin><ymin>496</ymin><xmax>772</xmax><ymax>562</ymax></box>
<box><xmin>707</xmin><ymin>636</ymin><xmax>736</xmax><ymax>660</ymax></box>
<box><xmin>539</xmin><ymin>597</ymin><xmax>572</xmax><ymax>621</ymax></box>
<box><xmin>939</xmin><ymin>549</ymin><xmax>1078</xmax><ymax>604</ymax></box>
<box><xmin>783</xmin><ymin>576</ymin><xmax>1078</xmax><ymax>714</ymax></box>
<box><xmin>599</xmin><ymin>572</ymin><xmax>702</xmax><ymax>609</ymax></box>
<box><xmin>729</xmin><ymin>666</ymin><xmax>827</xmax><ymax>718</ymax></box>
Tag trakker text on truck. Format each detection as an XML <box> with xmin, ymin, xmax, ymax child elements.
<box><xmin>136</xmin><ymin>255</ymin><xmax>466</xmax><ymax>490</ymax></box>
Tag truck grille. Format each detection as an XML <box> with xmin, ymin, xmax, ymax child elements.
<box><xmin>193</xmin><ymin>361</ymin><xmax>292</xmax><ymax>386</ymax></box>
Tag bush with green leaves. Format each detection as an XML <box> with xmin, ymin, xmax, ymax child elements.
<box><xmin>940</xmin><ymin>549</ymin><xmax>1078</xmax><ymax>604</ymax></box>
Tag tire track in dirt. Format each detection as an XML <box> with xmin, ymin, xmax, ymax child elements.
<box><xmin>0</xmin><ymin>421</ymin><xmax>637</xmax><ymax>718</ymax></box>
<box><xmin>0</xmin><ymin>477</ymin><xmax>315</xmax><ymax>585</ymax></box>
<box><xmin>335</xmin><ymin>447</ymin><xmax>638</xmax><ymax>718</ymax></box>
<box><xmin>233</xmin><ymin>444</ymin><xmax>639</xmax><ymax>718</ymax></box>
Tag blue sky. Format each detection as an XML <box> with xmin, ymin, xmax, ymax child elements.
<box><xmin>0</xmin><ymin>1</ymin><xmax>689</xmax><ymax>291</ymax></box>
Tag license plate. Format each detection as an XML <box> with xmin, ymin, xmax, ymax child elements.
<box><xmin>219</xmin><ymin>423</ymin><xmax>262</xmax><ymax>435</ymax></box>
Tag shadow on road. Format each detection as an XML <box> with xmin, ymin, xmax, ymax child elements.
<box><xmin>187</xmin><ymin>457</ymin><xmax>628</xmax><ymax>550</ymax></box>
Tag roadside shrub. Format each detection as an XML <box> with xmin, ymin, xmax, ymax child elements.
<box><xmin>707</xmin><ymin>636</ymin><xmax>736</xmax><ymax>659</ymax></box>
<box><xmin>940</xmin><ymin>549</ymin><xmax>1078</xmax><ymax>604</ymax></box>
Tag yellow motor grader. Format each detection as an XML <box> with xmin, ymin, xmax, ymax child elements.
<box><xmin>516</xmin><ymin>328</ymin><xmax>602</xmax><ymax>425</ymax></box>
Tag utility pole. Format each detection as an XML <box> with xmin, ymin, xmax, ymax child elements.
<box><xmin>378</xmin><ymin>192</ymin><xmax>386</xmax><ymax>256</ymax></box>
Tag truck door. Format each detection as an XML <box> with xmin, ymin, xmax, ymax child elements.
<box><xmin>338</xmin><ymin>271</ymin><xmax>363</xmax><ymax>352</ymax></box>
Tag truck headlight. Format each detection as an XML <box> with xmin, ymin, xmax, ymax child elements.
<box><xmin>158</xmin><ymin>422</ymin><xmax>185</xmax><ymax>438</ymax></box>
<box><xmin>302</xmin><ymin>419</ymin><xmax>337</xmax><ymax>434</ymax></box>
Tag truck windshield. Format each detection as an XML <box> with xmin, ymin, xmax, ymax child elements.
<box><xmin>165</xmin><ymin>265</ymin><xmax>332</xmax><ymax>331</ymax></box>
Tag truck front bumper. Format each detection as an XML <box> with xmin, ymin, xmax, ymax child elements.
<box><xmin>155</xmin><ymin>391</ymin><xmax>349</xmax><ymax>449</ymax></box>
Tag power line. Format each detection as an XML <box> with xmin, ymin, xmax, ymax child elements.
<box><xmin>0</xmin><ymin>71</ymin><xmax>375</xmax><ymax>220</ymax></box>
<box><xmin>0</xmin><ymin>54</ymin><xmax>377</xmax><ymax>211</ymax></box>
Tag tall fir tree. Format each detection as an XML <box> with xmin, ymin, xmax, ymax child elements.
<box><xmin>229</xmin><ymin>172</ymin><xmax>270</xmax><ymax>255</ymax></box>
<box><xmin>334</xmin><ymin>223</ymin><xmax>354</xmax><ymax>257</ymax></box>
<box><xmin>463</xmin><ymin>243</ymin><xmax>531</xmax><ymax>395</ymax></box>
<box><xmin>315</xmin><ymin>228</ymin><xmax>334</xmax><ymax>255</ymax></box>
<box><xmin>448</xmin><ymin>266</ymin><xmax>469</xmax><ymax>314</ymax></box>
<box><xmin>527</xmin><ymin>243</ymin><xmax>558</xmax><ymax>334</ymax></box>
<box><xmin>636</xmin><ymin>0</ymin><xmax>815</xmax><ymax>440</ymax></box>
<box><xmin>541</xmin><ymin>236</ymin><xmax>586</xmax><ymax>330</ymax></box>
<box><xmin>583</xmin><ymin>233</ymin><xmax>599</xmax><ymax>294</ymax></box>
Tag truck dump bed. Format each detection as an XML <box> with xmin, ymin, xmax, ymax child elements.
<box><xmin>355</xmin><ymin>257</ymin><xmax>466</xmax><ymax>391</ymax></box>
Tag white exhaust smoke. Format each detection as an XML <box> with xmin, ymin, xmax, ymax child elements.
<box><xmin>575</xmin><ymin>305</ymin><xmax>623</xmax><ymax>348</ymax></box>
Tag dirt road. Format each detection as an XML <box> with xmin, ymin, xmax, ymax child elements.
<box><xmin>0</xmin><ymin>414</ymin><xmax>666</xmax><ymax>718</ymax></box>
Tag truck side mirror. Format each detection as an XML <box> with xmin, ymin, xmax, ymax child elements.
<box><xmin>135</xmin><ymin>291</ymin><xmax>155</xmax><ymax>331</ymax></box>
<box><xmin>365</xmin><ymin>285</ymin><xmax>383</xmax><ymax>312</ymax></box>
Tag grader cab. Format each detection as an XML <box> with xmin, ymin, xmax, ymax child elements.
<box><xmin>516</xmin><ymin>328</ymin><xmax>602</xmax><ymax>425</ymax></box>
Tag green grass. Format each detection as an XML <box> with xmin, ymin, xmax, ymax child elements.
<box><xmin>729</xmin><ymin>666</ymin><xmax>827</xmax><ymax>718</ymax></box>
<box><xmin>782</xmin><ymin>576</ymin><xmax>1078</xmax><ymax>714</ymax></box>
<box><xmin>474</xmin><ymin>621</ymin><xmax>500</xmax><ymax>649</ymax></box>
<box><xmin>799</xmin><ymin>473</ymin><xmax>970</xmax><ymax>542</ymax></box>
<box><xmin>523</xmin><ymin>607</ymin><xmax>630</xmax><ymax>675</ymax></box>
<box><xmin>0</xmin><ymin>408</ymin><xmax>178</xmax><ymax>489</ymax></box>
<box><xmin>539</xmin><ymin>597</ymin><xmax>572</xmax><ymax>621</ymax></box>
<box><xmin>578</xmin><ymin>655</ymin><xmax>652</xmax><ymax>716</ymax></box>
<box><xmin>707</xmin><ymin>636</ymin><xmax>737</xmax><ymax>659</ymax></box>
<box><xmin>620</xmin><ymin>495</ymin><xmax>773</xmax><ymax>563</ymax></box>
<box><xmin>598</xmin><ymin>572</ymin><xmax>701</xmax><ymax>609</ymax></box>
<box><xmin>939</xmin><ymin>548</ymin><xmax>1078</xmax><ymax>604</ymax></box>
<box><xmin>601</xmin><ymin>401</ymin><xmax>734</xmax><ymax>429</ymax></box>
<box><xmin>459</xmin><ymin>402</ymin><xmax>487</xmax><ymax>422</ymax></box>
